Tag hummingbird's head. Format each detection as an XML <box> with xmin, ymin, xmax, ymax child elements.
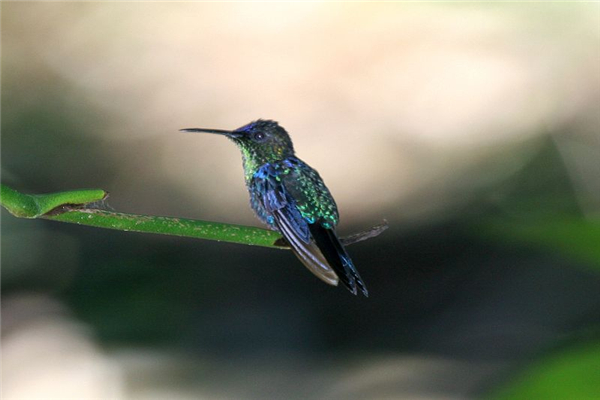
<box><xmin>181</xmin><ymin>119</ymin><xmax>295</xmax><ymax>165</ymax></box>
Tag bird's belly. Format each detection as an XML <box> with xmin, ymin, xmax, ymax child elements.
<box><xmin>248</xmin><ymin>189</ymin><xmax>277</xmax><ymax>230</ymax></box>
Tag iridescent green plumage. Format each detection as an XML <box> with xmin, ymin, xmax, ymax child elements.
<box><xmin>280</xmin><ymin>161</ymin><xmax>339</xmax><ymax>226</ymax></box>
<box><xmin>181</xmin><ymin>119</ymin><xmax>367</xmax><ymax>296</ymax></box>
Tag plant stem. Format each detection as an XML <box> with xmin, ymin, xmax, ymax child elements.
<box><xmin>1</xmin><ymin>183</ymin><xmax>387</xmax><ymax>249</ymax></box>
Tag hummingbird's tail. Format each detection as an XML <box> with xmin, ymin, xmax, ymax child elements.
<box><xmin>308</xmin><ymin>224</ymin><xmax>369</xmax><ymax>297</ymax></box>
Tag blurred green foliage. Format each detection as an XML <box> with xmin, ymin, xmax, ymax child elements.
<box><xmin>483</xmin><ymin>217</ymin><xmax>600</xmax><ymax>272</ymax></box>
<box><xmin>477</xmin><ymin>139</ymin><xmax>600</xmax><ymax>272</ymax></box>
<box><xmin>489</xmin><ymin>340</ymin><xmax>600</xmax><ymax>400</ymax></box>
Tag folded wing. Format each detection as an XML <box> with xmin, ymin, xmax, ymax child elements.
<box><xmin>254</xmin><ymin>161</ymin><xmax>367</xmax><ymax>296</ymax></box>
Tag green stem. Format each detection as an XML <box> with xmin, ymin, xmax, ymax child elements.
<box><xmin>1</xmin><ymin>183</ymin><xmax>387</xmax><ymax>249</ymax></box>
<box><xmin>49</xmin><ymin>209</ymin><xmax>285</xmax><ymax>248</ymax></box>
<box><xmin>1</xmin><ymin>183</ymin><xmax>285</xmax><ymax>249</ymax></box>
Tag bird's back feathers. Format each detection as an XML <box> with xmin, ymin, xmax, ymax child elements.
<box><xmin>250</xmin><ymin>157</ymin><xmax>368</xmax><ymax>296</ymax></box>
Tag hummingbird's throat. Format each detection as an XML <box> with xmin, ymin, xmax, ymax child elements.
<box><xmin>236</xmin><ymin>141</ymin><xmax>291</xmax><ymax>182</ymax></box>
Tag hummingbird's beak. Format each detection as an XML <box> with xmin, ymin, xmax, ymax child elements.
<box><xmin>180</xmin><ymin>128</ymin><xmax>243</xmax><ymax>138</ymax></box>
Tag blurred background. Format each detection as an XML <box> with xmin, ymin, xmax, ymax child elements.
<box><xmin>2</xmin><ymin>2</ymin><xmax>600</xmax><ymax>399</ymax></box>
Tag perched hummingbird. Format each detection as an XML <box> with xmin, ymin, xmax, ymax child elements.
<box><xmin>181</xmin><ymin>120</ymin><xmax>368</xmax><ymax>296</ymax></box>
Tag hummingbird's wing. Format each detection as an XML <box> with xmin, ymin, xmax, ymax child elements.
<box><xmin>255</xmin><ymin>159</ymin><xmax>367</xmax><ymax>296</ymax></box>
<box><xmin>255</xmin><ymin>172</ymin><xmax>339</xmax><ymax>287</ymax></box>
<box><xmin>281</xmin><ymin>160</ymin><xmax>368</xmax><ymax>296</ymax></box>
<box><xmin>274</xmin><ymin>207</ymin><xmax>340</xmax><ymax>287</ymax></box>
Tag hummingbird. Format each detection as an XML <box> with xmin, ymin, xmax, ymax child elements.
<box><xmin>181</xmin><ymin>120</ymin><xmax>368</xmax><ymax>296</ymax></box>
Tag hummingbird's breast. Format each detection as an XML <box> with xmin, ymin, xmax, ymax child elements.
<box><xmin>246</xmin><ymin>159</ymin><xmax>293</xmax><ymax>229</ymax></box>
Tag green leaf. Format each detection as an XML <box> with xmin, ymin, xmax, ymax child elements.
<box><xmin>0</xmin><ymin>184</ymin><xmax>107</xmax><ymax>218</ymax></box>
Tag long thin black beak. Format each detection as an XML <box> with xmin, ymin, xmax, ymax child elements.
<box><xmin>180</xmin><ymin>128</ymin><xmax>243</xmax><ymax>138</ymax></box>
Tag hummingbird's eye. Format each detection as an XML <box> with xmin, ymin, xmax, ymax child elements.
<box><xmin>253</xmin><ymin>132</ymin><xmax>266</xmax><ymax>141</ymax></box>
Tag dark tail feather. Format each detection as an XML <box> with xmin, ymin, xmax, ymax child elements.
<box><xmin>308</xmin><ymin>224</ymin><xmax>368</xmax><ymax>297</ymax></box>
